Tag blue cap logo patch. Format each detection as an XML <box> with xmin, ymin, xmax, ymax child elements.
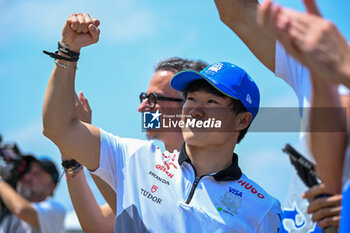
<box><xmin>246</xmin><ymin>94</ymin><xmax>252</xmax><ymax>104</ymax></box>
<box><xmin>207</xmin><ymin>63</ymin><xmax>224</xmax><ymax>73</ymax></box>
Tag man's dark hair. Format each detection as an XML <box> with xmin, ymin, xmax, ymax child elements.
<box><xmin>183</xmin><ymin>80</ymin><xmax>249</xmax><ymax>144</ymax></box>
<box><xmin>155</xmin><ymin>57</ymin><xmax>208</xmax><ymax>73</ymax></box>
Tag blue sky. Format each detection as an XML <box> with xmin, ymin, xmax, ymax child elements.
<box><xmin>1</xmin><ymin>0</ymin><xmax>349</xmax><ymax>229</ymax></box>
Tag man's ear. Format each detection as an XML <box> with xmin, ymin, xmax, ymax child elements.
<box><xmin>235</xmin><ymin>112</ymin><xmax>252</xmax><ymax>131</ymax></box>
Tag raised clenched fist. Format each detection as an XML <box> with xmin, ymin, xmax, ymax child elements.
<box><xmin>61</xmin><ymin>13</ymin><xmax>100</xmax><ymax>53</ymax></box>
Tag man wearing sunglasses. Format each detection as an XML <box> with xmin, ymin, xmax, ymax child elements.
<box><xmin>138</xmin><ymin>58</ymin><xmax>207</xmax><ymax>152</ymax></box>
<box><xmin>139</xmin><ymin>92</ymin><xmax>183</xmax><ymax>109</ymax></box>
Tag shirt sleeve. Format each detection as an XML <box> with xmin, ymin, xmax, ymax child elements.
<box><xmin>256</xmin><ymin>200</ymin><xmax>281</xmax><ymax>233</ymax></box>
<box><xmin>32</xmin><ymin>199</ymin><xmax>66</xmax><ymax>233</ymax></box>
<box><xmin>90</xmin><ymin>129</ymin><xmax>149</xmax><ymax>192</ymax></box>
<box><xmin>275</xmin><ymin>41</ymin><xmax>310</xmax><ymax>96</ymax></box>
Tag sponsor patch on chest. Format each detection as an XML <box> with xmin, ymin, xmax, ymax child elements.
<box><xmin>140</xmin><ymin>187</ymin><xmax>162</xmax><ymax>204</ymax></box>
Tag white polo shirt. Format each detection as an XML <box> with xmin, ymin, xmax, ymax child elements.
<box><xmin>0</xmin><ymin>199</ymin><xmax>65</xmax><ymax>233</ymax></box>
<box><xmin>91</xmin><ymin>129</ymin><xmax>281</xmax><ymax>233</ymax></box>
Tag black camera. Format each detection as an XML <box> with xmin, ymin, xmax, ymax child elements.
<box><xmin>0</xmin><ymin>135</ymin><xmax>32</xmax><ymax>222</ymax></box>
<box><xmin>283</xmin><ymin>144</ymin><xmax>338</xmax><ymax>233</ymax></box>
<box><xmin>0</xmin><ymin>135</ymin><xmax>29</xmax><ymax>188</ymax></box>
<box><xmin>282</xmin><ymin>143</ymin><xmax>319</xmax><ymax>187</ymax></box>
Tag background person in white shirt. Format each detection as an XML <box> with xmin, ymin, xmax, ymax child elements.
<box><xmin>0</xmin><ymin>155</ymin><xmax>65</xmax><ymax>233</ymax></box>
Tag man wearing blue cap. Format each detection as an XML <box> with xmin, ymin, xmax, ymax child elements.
<box><xmin>0</xmin><ymin>155</ymin><xmax>65</xmax><ymax>233</ymax></box>
<box><xmin>42</xmin><ymin>13</ymin><xmax>281</xmax><ymax>232</ymax></box>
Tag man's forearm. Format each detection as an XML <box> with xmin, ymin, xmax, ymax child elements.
<box><xmin>91</xmin><ymin>174</ymin><xmax>117</xmax><ymax>215</ymax></box>
<box><xmin>43</xmin><ymin>13</ymin><xmax>97</xmax><ymax>142</ymax></box>
<box><xmin>42</xmin><ymin>14</ymin><xmax>102</xmax><ymax>171</ymax></box>
<box><xmin>309</xmin><ymin>76</ymin><xmax>347</xmax><ymax>194</ymax></box>
<box><xmin>0</xmin><ymin>181</ymin><xmax>39</xmax><ymax>226</ymax></box>
<box><xmin>67</xmin><ymin>169</ymin><xmax>115</xmax><ymax>233</ymax></box>
<box><xmin>42</xmin><ymin>60</ymin><xmax>78</xmax><ymax>139</ymax></box>
<box><xmin>338</xmin><ymin>48</ymin><xmax>350</xmax><ymax>88</ymax></box>
<box><xmin>214</xmin><ymin>0</ymin><xmax>276</xmax><ymax>71</ymax></box>
<box><xmin>43</xmin><ymin>62</ymin><xmax>101</xmax><ymax>170</ymax></box>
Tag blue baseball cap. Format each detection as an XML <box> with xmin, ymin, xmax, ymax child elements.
<box><xmin>170</xmin><ymin>62</ymin><xmax>260</xmax><ymax>121</ymax></box>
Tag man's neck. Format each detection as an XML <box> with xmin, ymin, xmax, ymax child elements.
<box><xmin>28</xmin><ymin>197</ymin><xmax>42</xmax><ymax>203</ymax></box>
<box><xmin>27</xmin><ymin>193</ymin><xmax>48</xmax><ymax>203</ymax></box>
<box><xmin>163</xmin><ymin>133</ymin><xmax>183</xmax><ymax>153</ymax></box>
<box><xmin>185</xmin><ymin>143</ymin><xmax>235</xmax><ymax>177</ymax></box>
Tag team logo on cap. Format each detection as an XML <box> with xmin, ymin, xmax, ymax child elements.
<box><xmin>246</xmin><ymin>94</ymin><xmax>252</xmax><ymax>104</ymax></box>
<box><xmin>207</xmin><ymin>63</ymin><xmax>224</xmax><ymax>73</ymax></box>
<box><xmin>143</xmin><ymin>110</ymin><xmax>162</xmax><ymax>129</ymax></box>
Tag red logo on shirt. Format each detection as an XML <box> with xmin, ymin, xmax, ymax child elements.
<box><xmin>237</xmin><ymin>180</ymin><xmax>265</xmax><ymax>199</ymax></box>
<box><xmin>151</xmin><ymin>185</ymin><xmax>158</xmax><ymax>193</ymax></box>
<box><xmin>155</xmin><ymin>153</ymin><xmax>178</xmax><ymax>179</ymax></box>
<box><xmin>162</xmin><ymin>153</ymin><xmax>178</xmax><ymax>170</ymax></box>
<box><xmin>156</xmin><ymin>164</ymin><xmax>174</xmax><ymax>178</ymax></box>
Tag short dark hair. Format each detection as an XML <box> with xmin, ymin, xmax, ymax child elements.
<box><xmin>155</xmin><ymin>57</ymin><xmax>208</xmax><ymax>73</ymax></box>
<box><xmin>183</xmin><ymin>80</ymin><xmax>249</xmax><ymax>144</ymax></box>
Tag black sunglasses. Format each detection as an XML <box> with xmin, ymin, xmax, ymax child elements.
<box><xmin>139</xmin><ymin>92</ymin><xmax>184</xmax><ymax>108</ymax></box>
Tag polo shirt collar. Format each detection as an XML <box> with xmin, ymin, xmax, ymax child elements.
<box><xmin>178</xmin><ymin>143</ymin><xmax>242</xmax><ymax>181</ymax></box>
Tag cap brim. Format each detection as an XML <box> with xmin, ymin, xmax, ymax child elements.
<box><xmin>170</xmin><ymin>70</ymin><xmax>205</xmax><ymax>91</ymax></box>
<box><xmin>170</xmin><ymin>70</ymin><xmax>240</xmax><ymax>101</ymax></box>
